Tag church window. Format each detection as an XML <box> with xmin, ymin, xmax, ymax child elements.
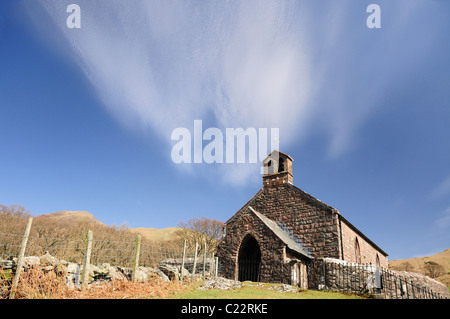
<box><xmin>278</xmin><ymin>158</ymin><xmax>285</xmax><ymax>172</ymax></box>
<box><xmin>355</xmin><ymin>238</ymin><xmax>361</xmax><ymax>264</ymax></box>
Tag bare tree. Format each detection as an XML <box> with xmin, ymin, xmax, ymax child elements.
<box><xmin>176</xmin><ymin>217</ymin><xmax>224</xmax><ymax>254</ymax></box>
<box><xmin>0</xmin><ymin>204</ymin><xmax>31</xmax><ymax>218</ymax></box>
<box><xmin>423</xmin><ymin>261</ymin><xmax>445</xmax><ymax>279</ymax></box>
<box><xmin>0</xmin><ymin>204</ymin><xmax>31</xmax><ymax>234</ymax></box>
<box><xmin>394</xmin><ymin>262</ymin><xmax>415</xmax><ymax>272</ymax></box>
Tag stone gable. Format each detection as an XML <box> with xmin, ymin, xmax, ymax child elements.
<box><xmin>227</xmin><ymin>184</ymin><xmax>342</xmax><ymax>259</ymax></box>
<box><xmin>217</xmin><ymin>207</ymin><xmax>309</xmax><ymax>285</ymax></box>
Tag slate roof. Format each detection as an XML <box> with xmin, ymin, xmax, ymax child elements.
<box><xmin>248</xmin><ymin>206</ymin><xmax>313</xmax><ymax>259</ymax></box>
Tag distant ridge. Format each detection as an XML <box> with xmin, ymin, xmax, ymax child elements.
<box><xmin>35</xmin><ymin>211</ymin><xmax>181</xmax><ymax>242</ymax></box>
<box><xmin>36</xmin><ymin>211</ymin><xmax>107</xmax><ymax>227</ymax></box>
<box><xmin>389</xmin><ymin>248</ymin><xmax>450</xmax><ymax>287</ymax></box>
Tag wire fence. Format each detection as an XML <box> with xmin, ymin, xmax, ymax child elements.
<box><xmin>0</xmin><ymin>232</ymin><xmax>193</xmax><ymax>269</ymax></box>
<box><xmin>1</xmin><ymin>232</ymin><xmax>84</xmax><ymax>264</ymax></box>
<box><xmin>0</xmin><ymin>218</ymin><xmax>218</xmax><ymax>299</ymax></box>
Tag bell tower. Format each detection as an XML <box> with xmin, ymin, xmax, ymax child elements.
<box><xmin>262</xmin><ymin>150</ymin><xmax>293</xmax><ymax>187</ymax></box>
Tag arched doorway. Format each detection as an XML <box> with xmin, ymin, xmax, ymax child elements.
<box><xmin>238</xmin><ymin>235</ymin><xmax>261</xmax><ymax>282</ymax></box>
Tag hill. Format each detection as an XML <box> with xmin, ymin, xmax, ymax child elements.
<box><xmin>389</xmin><ymin>248</ymin><xmax>450</xmax><ymax>287</ymax></box>
<box><xmin>35</xmin><ymin>211</ymin><xmax>181</xmax><ymax>242</ymax></box>
<box><xmin>35</xmin><ymin>211</ymin><xmax>107</xmax><ymax>227</ymax></box>
<box><xmin>129</xmin><ymin>227</ymin><xmax>181</xmax><ymax>242</ymax></box>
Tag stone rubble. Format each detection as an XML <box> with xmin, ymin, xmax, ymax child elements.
<box><xmin>0</xmin><ymin>252</ymin><xmax>214</xmax><ymax>288</ymax></box>
<box><xmin>267</xmin><ymin>283</ymin><xmax>299</xmax><ymax>293</ymax></box>
<box><xmin>197</xmin><ymin>277</ymin><xmax>300</xmax><ymax>293</ymax></box>
<box><xmin>197</xmin><ymin>277</ymin><xmax>242</xmax><ymax>290</ymax></box>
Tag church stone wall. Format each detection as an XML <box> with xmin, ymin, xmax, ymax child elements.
<box><xmin>216</xmin><ymin>210</ymin><xmax>301</xmax><ymax>284</ymax></box>
<box><xmin>340</xmin><ymin>219</ymin><xmax>388</xmax><ymax>268</ymax></box>
<box><xmin>250</xmin><ymin>185</ymin><xmax>342</xmax><ymax>260</ymax></box>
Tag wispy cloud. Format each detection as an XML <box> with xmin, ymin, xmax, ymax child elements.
<box><xmin>26</xmin><ymin>0</ymin><xmax>447</xmax><ymax>184</ymax></box>
<box><xmin>429</xmin><ymin>174</ymin><xmax>450</xmax><ymax>200</ymax></box>
<box><xmin>435</xmin><ymin>207</ymin><xmax>450</xmax><ymax>231</ymax></box>
<box><xmin>31</xmin><ymin>1</ymin><xmax>311</xmax><ymax>138</ymax></box>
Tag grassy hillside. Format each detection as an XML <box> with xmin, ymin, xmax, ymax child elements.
<box><xmin>389</xmin><ymin>248</ymin><xmax>450</xmax><ymax>287</ymax></box>
<box><xmin>35</xmin><ymin>211</ymin><xmax>181</xmax><ymax>242</ymax></box>
<box><xmin>35</xmin><ymin>211</ymin><xmax>107</xmax><ymax>227</ymax></box>
<box><xmin>129</xmin><ymin>227</ymin><xmax>181</xmax><ymax>242</ymax></box>
<box><xmin>2</xmin><ymin>207</ymin><xmax>181</xmax><ymax>248</ymax></box>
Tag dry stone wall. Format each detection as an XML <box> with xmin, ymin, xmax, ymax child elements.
<box><xmin>308</xmin><ymin>258</ymin><xmax>449</xmax><ymax>299</ymax></box>
<box><xmin>390</xmin><ymin>269</ymin><xmax>450</xmax><ymax>299</ymax></box>
<box><xmin>0</xmin><ymin>251</ymin><xmax>209</xmax><ymax>289</ymax></box>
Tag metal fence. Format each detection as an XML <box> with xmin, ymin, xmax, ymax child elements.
<box><xmin>307</xmin><ymin>259</ymin><xmax>448</xmax><ymax>299</ymax></box>
<box><xmin>377</xmin><ymin>267</ymin><xmax>445</xmax><ymax>299</ymax></box>
<box><xmin>238</xmin><ymin>259</ymin><xmax>261</xmax><ymax>282</ymax></box>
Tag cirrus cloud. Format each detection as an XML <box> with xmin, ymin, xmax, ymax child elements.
<box><xmin>24</xmin><ymin>0</ymin><xmax>448</xmax><ymax>185</ymax></box>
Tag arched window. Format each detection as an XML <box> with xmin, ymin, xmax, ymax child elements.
<box><xmin>376</xmin><ymin>254</ymin><xmax>380</xmax><ymax>267</ymax></box>
<box><xmin>355</xmin><ymin>238</ymin><xmax>361</xmax><ymax>264</ymax></box>
<box><xmin>267</xmin><ymin>160</ymin><xmax>274</xmax><ymax>174</ymax></box>
<box><xmin>278</xmin><ymin>158</ymin><xmax>285</xmax><ymax>173</ymax></box>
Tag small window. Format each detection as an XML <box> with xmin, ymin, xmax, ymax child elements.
<box><xmin>278</xmin><ymin>158</ymin><xmax>285</xmax><ymax>172</ymax></box>
<box><xmin>267</xmin><ymin>160</ymin><xmax>274</xmax><ymax>174</ymax></box>
<box><xmin>355</xmin><ymin>238</ymin><xmax>361</xmax><ymax>264</ymax></box>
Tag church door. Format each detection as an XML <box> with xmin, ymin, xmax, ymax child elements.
<box><xmin>238</xmin><ymin>235</ymin><xmax>261</xmax><ymax>282</ymax></box>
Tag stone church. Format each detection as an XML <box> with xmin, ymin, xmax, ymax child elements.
<box><xmin>216</xmin><ymin>150</ymin><xmax>388</xmax><ymax>288</ymax></box>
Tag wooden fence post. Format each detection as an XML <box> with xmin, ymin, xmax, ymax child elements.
<box><xmin>10</xmin><ymin>217</ymin><xmax>33</xmax><ymax>299</ymax></box>
<box><xmin>192</xmin><ymin>242</ymin><xmax>198</xmax><ymax>275</ymax></box>
<box><xmin>202</xmin><ymin>242</ymin><xmax>206</xmax><ymax>278</ymax></box>
<box><xmin>132</xmin><ymin>235</ymin><xmax>141</xmax><ymax>282</ymax></box>
<box><xmin>82</xmin><ymin>230</ymin><xmax>93</xmax><ymax>287</ymax></box>
<box><xmin>215</xmin><ymin>256</ymin><xmax>219</xmax><ymax>278</ymax></box>
<box><xmin>180</xmin><ymin>240</ymin><xmax>186</xmax><ymax>281</ymax></box>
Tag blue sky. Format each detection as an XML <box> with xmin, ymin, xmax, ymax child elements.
<box><xmin>1</xmin><ymin>0</ymin><xmax>449</xmax><ymax>260</ymax></box>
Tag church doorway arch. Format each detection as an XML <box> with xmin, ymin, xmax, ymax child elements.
<box><xmin>238</xmin><ymin>234</ymin><xmax>261</xmax><ymax>282</ymax></box>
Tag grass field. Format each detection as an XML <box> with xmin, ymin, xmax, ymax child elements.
<box><xmin>170</xmin><ymin>281</ymin><xmax>366</xmax><ymax>299</ymax></box>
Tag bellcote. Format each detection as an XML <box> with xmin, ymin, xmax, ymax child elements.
<box><xmin>262</xmin><ymin>150</ymin><xmax>293</xmax><ymax>187</ymax></box>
